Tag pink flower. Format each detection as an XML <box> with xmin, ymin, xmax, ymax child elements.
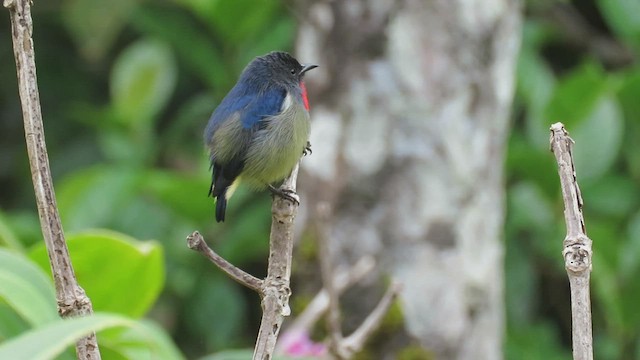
<box><xmin>279</xmin><ymin>329</ymin><xmax>327</xmax><ymax>357</ymax></box>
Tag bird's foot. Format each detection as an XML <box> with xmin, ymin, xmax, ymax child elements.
<box><xmin>303</xmin><ymin>141</ymin><xmax>312</xmax><ymax>156</ymax></box>
<box><xmin>268</xmin><ymin>185</ymin><xmax>300</xmax><ymax>205</ymax></box>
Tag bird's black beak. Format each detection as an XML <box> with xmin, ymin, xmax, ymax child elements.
<box><xmin>300</xmin><ymin>64</ymin><xmax>318</xmax><ymax>75</ymax></box>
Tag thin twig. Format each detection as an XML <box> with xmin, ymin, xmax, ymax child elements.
<box><xmin>253</xmin><ymin>163</ymin><xmax>301</xmax><ymax>360</ymax></box>
<box><xmin>549</xmin><ymin>122</ymin><xmax>593</xmax><ymax>360</ymax></box>
<box><xmin>4</xmin><ymin>0</ymin><xmax>100</xmax><ymax>358</ymax></box>
<box><xmin>283</xmin><ymin>256</ymin><xmax>376</xmax><ymax>336</ymax></box>
<box><xmin>341</xmin><ymin>282</ymin><xmax>402</xmax><ymax>354</ymax></box>
<box><xmin>186</xmin><ymin>231</ymin><xmax>263</xmax><ymax>292</ymax></box>
<box><xmin>316</xmin><ymin>202</ymin><xmax>345</xmax><ymax>356</ymax></box>
<box><xmin>315</xmin><ymin>201</ymin><xmax>402</xmax><ymax>359</ymax></box>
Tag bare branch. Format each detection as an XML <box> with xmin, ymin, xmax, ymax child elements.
<box><xmin>341</xmin><ymin>282</ymin><xmax>402</xmax><ymax>354</ymax></box>
<box><xmin>186</xmin><ymin>231</ymin><xmax>263</xmax><ymax>292</ymax></box>
<box><xmin>549</xmin><ymin>122</ymin><xmax>593</xmax><ymax>360</ymax></box>
<box><xmin>283</xmin><ymin>256</ymin><xmax>376</xmax><ymax>336</ymax></box>
<box><xmin>4</xmin><ymin>0</ymin><xmax>100</xmax><ymax>358</ymax></box>
<box><xmin>253</xmin><ymin>163</ymin><xmax>301</xmax><ymax>360</ymax></box>
<box><xmin>316</xmin><ymin>202</ymin><xmax>345</xmax><ymax>354</ymax></box>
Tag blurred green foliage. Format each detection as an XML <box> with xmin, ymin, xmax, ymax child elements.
<box><xmin>508</xmin><ymin>1</ymin><xmax>640</xmax><ymax>359</ymax></box>
<box><xmin>0</xmin><ymin>0</ymin><xmax>640</xmax><ymax>358</ymax></box>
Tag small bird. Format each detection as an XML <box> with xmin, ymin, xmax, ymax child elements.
<box><xmin>204</xmin><ymin>51</ymin><xmax>317</xmax><ymax>222</ymax></box>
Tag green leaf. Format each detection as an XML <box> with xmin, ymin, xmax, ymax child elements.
<box><xmin>597</xmin><ymin>0</ymin><xmax>640</xmax><ymax>43</ymax></box>
<box><xmin>545</xmin><ymin>62</ymin><xmax>608</xmax><ymax>129</ymax></box>
<box><xmin>62</xmin><ymin>0</ymin><xmax>139</xmax><ymax>62</ymax></box>
<box><xmin>0</xmin><ymin>249</ymin><xmax>57</xmax><ymax>326</ymax></box>
<box><xmin>111</xmin><ymin>39</ymin><xmax>177</xmax><ymax>125</ymax></box>
<box><xmin>29</xmin><ymin>231</ymin><xmax>164</xmax><ymax>318</ymax></box>
<box><xmin>570</xmin><ymin>96</ymin><xmax>624</xmax><ymax>181</ymax></box>
<box><xmin>0</xmin><ymin>304</ymin><xmax>30</xmax><ymax>340</ymax></box>
<box><xmin>99</xmin><ymin>319</ymin><xmax>185</xmax><ymax>360</ymax></box>
<box><xmin>0</xmin><ymin>313</ymin><xmax>183</xmax><ymax>360</ymax></box>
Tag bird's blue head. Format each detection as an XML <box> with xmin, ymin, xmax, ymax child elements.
<box><xmin>239</xmin><ymin>52</ymin><xmax>318</xmax><ymax>96</ymax></box>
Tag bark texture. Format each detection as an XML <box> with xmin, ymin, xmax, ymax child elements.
<box><xmin>295</xmin><ymin>0</ymin><xmax>521</xmax><ymax>358</ymax></box>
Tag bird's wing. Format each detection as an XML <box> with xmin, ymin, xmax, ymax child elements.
<box><xmin>238</xmin><ymin>86</ymin><xmax>287</xmax><ymax>130</ymax></box>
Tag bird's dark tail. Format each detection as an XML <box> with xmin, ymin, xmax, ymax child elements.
<box><xmin>215</xmin><ymin>190</ymin><xmax>227</xmax><ymax>223</ymax></box>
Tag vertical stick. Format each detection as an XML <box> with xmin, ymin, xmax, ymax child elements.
<box><xmin>549</xmin><ymin>122</ymin><xmax>593</xmax><ymax>360</ymax></box>
<box><xmin>253</xmin><ymin>165</ymin><xmax>300</xmax><ymax>359</ymax></box>
<box><xmin>4</xmin><ymin>0</ymin><xmax>101</xmax><ymax>358</ymax></box>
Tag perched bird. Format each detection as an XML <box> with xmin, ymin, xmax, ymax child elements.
<box><xmin>204</xmin><ymin>51</ymin><xmax>317</xmax><ymax>222</ymax></box>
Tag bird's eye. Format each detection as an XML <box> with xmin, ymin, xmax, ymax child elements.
<box><xmin>290</xmin><ymin>68</ymin><xmax>296</xmax><ymax>75</ymax></box>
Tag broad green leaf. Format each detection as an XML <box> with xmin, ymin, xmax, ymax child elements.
<box><xmin>597</xmin><ymin>0</ymin><xmax>640</xmax><ymax>42</ymax></box>
<box><xmin>111</xmin><ymin>39</ymin><xmax>177</xmax><ymax>125</ymax></box>
<box><xmin>29</xmin><ymin>231</ymin><xmax>164</xmax><ymax>318</ymax></box>
<box><xmin>99</xmin><ymin>319</ymin><xmax>185</xmax><ymax>360</ymax></box>
<box><xmin>0</xmin><ymin>304</ymin><xmax>30</xmax><ymax>340</ymax></box>
<box><xmin>545</xmin><ymin>62</ymin><xmax>608</xmax><ymax>129</ymax></box>
<box><xmin>0</xmin><ymin>313</ymin><xmax>183</xmax><ymax>360</ymax></box>
<box><xmin>0</xmin><ymin>249</ymin><xmax>57</xmax><ymax>326</ymax></box>
<box><xmin>62</xmin><ymin>0</ymin><xmax>139</xmax><ymax>62</ymax></box>
<box><xmin>570</xmin><ymin>96</ymin><xmax>624</xmax><ymax>181</ymax></box>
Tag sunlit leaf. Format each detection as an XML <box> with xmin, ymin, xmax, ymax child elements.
<box><xmin>0</xmin><ymin>313</ymin><xmax>183</xmax><ymax>360</ymax></box>
<box><xmin>29</xmin><ymin>231</ymin><xmax>164</xmax><ymax>318</ymax></box>
<box><xmin>0</xmin><ymin>250</ymin><xmax>57</xmax><ymax>327</ymax></box>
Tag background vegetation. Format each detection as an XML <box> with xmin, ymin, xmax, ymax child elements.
<box><xmin>0</xmin><ymin>0</ymin><xmax>639</xmax><ymax>358</ymax></box>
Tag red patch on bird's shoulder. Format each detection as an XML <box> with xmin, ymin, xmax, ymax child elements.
<box><xmin>300</xmin><ymin>82</ymin><xmax>310</xmax><ymax>110</ymax></box>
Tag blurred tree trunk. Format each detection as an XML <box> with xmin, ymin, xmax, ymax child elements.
<box><xmin>296</xmin><ymin>0</ymin><xmax>521</xmax><ymax>358</ymax></box>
